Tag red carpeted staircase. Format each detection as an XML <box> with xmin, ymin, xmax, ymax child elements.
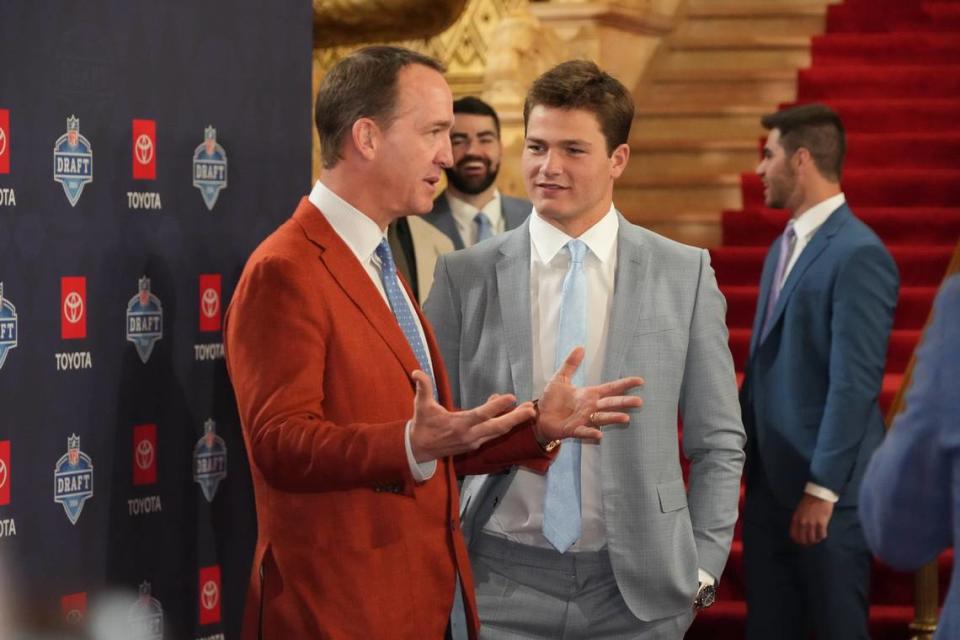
<box><xmin>687</xmin><ymin>1</ymin><xmax>959</xmax><ymax>637</ymax></box>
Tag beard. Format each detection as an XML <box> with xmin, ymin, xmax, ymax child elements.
<box><xmin>444</xmin><ymin>155</ymin><xmax>500</xmax><ymax>195</ymax></box>
<box><xmin>763</xmin><ymin>166</ymin><xmax>797</xmax><ymax>209</ymax></box>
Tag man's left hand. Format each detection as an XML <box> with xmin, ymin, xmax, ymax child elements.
<box><xmin>790</xmin><ymin>493</ymin><xmax>834</xmax><ymax>545</ymax></box>
<box><xmin>535</xmin><ymin>347</ymin><xmax>644</xmax><ymax>443</ymax></box>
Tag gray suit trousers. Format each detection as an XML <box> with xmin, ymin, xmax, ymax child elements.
<box><xmin>472</xmin><ymin>534</ymin><xmax>695</xmax><ymax>640</ymax></box>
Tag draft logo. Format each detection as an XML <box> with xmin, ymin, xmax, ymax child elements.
<box><xmin>193</xmin><ymin>419</ymin><xmax>226</xmax><ymax>502</ymax></box>
<box><xmin>54</xmin><ymin>434</ymin><xmax>94</xmax><ymax>525</ymax></box>
<box><xmin>53</xmin><ymin>116</ymin><xmax>93</xmax><ymax>206</ymax></box>
<box><xmin>192</xmin><ymin>126</ymin><xmax>227</xmax><ymax>210</ymax></box>
<box><xmin>126</xmin><ymin>276</ymin><xmax>163</xmax><ymax>363</ymax></box>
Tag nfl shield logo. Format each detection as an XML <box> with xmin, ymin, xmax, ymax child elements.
<box><xmin>128</xmin><ymin>581</ymin><xmax>163</xmax><ymax>640</ymax></box>
<box><xmin>192</xmin><ymin>126</ymin><xmax>227</xmax><ymax>210</ymax></box>
<box><xmin>54</xmin><ymin>434</ymin><xmax>94</xmax><ymax>525</ymax></box>
<box><xmin>53</xmin><ymin>115</ymin><xmax>93</xmax><ymax>207</ymax></box>
<box><xmin>0</xmin><ymin>283</ymin><xmax>18</xmax><ymax>370</ymax></box>
<box><xmin>193</xmin><ymin>419</ymin><xmax>227</xmax><ymax>502</ymax></box>
<box><xmin>126</xmin><ymin>276</ymin><xmax>163</xmax><ymax>363</ymax></box>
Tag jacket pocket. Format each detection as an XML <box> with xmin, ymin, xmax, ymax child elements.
<box><xmin>657</xmin><ymin>478</ymin><xmax>689</xmax><ymax>513</ymax></box>
<box><xmin>634</xmin><ymin>315</ymin><xmax>680</xmax><ymax>337</ymax></box>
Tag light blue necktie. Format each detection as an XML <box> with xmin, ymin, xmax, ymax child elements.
<box><xmin>474</xmin><ymin>211</ymin><xmax>494</xmax><ymax>243</ymax></box>
<box><xmin>375</xmin><ymin>239</ymin><xmax>437</xmax><ymax>398</ymax></box>
<box><xmin>543</xmin><ymin>239</ymin><xmax>587</xmax><ymax>553</ymax></box>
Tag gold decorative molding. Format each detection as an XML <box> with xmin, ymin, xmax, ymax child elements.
<box><xmin>313</xmin><ymin>0</ymin><xmax>468</xmax><ymax>48</ymax></box>
<box><xmin>313</xmin><ymin>0</ymin><xmax>530</xmax><ymax>181</ymax></box>
<box><xmin>314</xmin><ymin>0</ymin><xmax>529</xmax><ymax>95</ymax></box>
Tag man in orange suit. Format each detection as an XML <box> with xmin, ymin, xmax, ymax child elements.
<box><xmin>224</xmin><ymin>46</ymin><xmax>643</xmax><ymax>640</ymax></box>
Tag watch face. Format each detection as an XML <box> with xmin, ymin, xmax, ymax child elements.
<box><xmin>698</xmin><ymin>584</ymin><xmax>716</xmax><ymax>609</ymax></box>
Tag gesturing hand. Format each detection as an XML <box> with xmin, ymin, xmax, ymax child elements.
<box><xmin>536</xmin><ymin>347</ymin><xmax>644</xmax><ymax>444</ymax></box>
<box><xmin>408</xmin><ymin>370</ymin><xmax>537</xmax><ymax>463</ymax></box>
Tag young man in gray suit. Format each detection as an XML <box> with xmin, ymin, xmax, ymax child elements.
<box><xmin>424</xmin><ymin>61</ymin><xmax>746</xmax><ymax>639</ymax></box>
<box><xmin>423</xmin><ymin>96</ymin><xmax>531</xmax><ymax>250</ymax></box>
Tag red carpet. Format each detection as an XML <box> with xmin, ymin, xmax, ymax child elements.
<box><xmin>687</xmin><ymin>1</ymin><xmax>959</xmax><ymax>637</ymax></box>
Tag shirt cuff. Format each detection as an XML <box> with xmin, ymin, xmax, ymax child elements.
<box><xmin>405</xmin><ymin>420</ymin><xmax>436</xmax><ymax>482</ymax></box>
<box><xmin>804</xmin><ymin>482</ymin><xmax>839</xmax><ymax>503</ymax></box>
<box><xmin>698</xmin><ymin>569</ymin><xmax>716</xmax><ymax>585</ymax></box>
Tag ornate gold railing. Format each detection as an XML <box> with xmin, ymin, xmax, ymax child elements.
<box><xmin>885</xmin><ymin>238</ymin><xmax>960</xmax><ymax>640</ymax></box>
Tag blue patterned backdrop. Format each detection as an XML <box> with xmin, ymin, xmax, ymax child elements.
<box><xmin>0</xmin><ymin>2</ymin><xmax>312</xmax><ymax>637</ymax></box>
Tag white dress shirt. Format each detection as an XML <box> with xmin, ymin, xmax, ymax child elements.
<box><xmin>784</xmin><ymin>191</ymin><xmax>847</xmax><ymax>504</ymax></box>
<box><xmin>484</xmin><ymin>206</ymin><xmax>618</xmax><ymax>550</ymax></box>
<box><xmin>308</xmin><ymin>180</ymin><xmax>436</xmax><ymax>481</ymax></box>
<box><xmin>447</xmin><ymin>190</ymin><xmax>505</xmax><ymax>247</ymax></box>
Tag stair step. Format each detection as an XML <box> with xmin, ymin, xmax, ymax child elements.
<box><xmin>741</xmin><ymin>170</ymin><xmax>960</xmax><ymax>208</ymax></box>
<box><xmin>663</xmin><ymin>35</ymin><xmax>812</xmax><ymax>71</ymax></box>
<box><xmin>616</xmin><ymin>174</ymin><xmax>742</xmax><ymax>217</ymax></box>
<box><xmin>812</xmin><ymin>32</ymin><xmax>960</xmax><ymax>65</ymax></box>
<box><xmin>679</xmin><ymin>2</ymin><xmax>831</xmax><ymax>38</ymax></box>
<box><xmin>644</xmin><ymin>69</ymin><xmax>798</xmax><ymax>108</ymax></box>
<box><xmin>826</xmin><ymin>0</ymin><xmax>960</xmax><ymax>33</ymax></box>
<box><xmin>630</xmin><ymin>105</ymin><xmax>769</xmax><ymax>143</ymax></box>
<box><xmin>710</xmin><ymin>246</ymin><xmax>954</xmax><ymax>287</ymax></box>
<box><xmin>721</xmin><ymin>207</ymin><xmax>960</xmax><ymax>246</ymax></box>
<box><xmin>778</xmin><ymin>98</ymin><xmax>960</xmax><ymax>134</ymax></box>
<box><xmin>620</xmin><ymin>209</ymin><xmax>722</xmax><ymax>250</ymax></box>
<box><xmin>627</xmin><ymin>139</ymin><xmax>758</xmax><ymax>179</ymax></box>
<box><xmin>798</xmin><ymin>65</ymin><xmax>960</xmax><ymax>100</ymax></box>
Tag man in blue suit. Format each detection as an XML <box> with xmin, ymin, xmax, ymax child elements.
<box><xmin>422</xmin><ymin>96</ymin><xmax>530</xmax><ymax>249</ymax></box>
<box><xmin>859</xmin><ymin>274</ymin><xmax>960</xmax><ymax>640</ymax></box>
<box><xmin>740</xmin><ymin>103</ymin><xmax>899</xmax><ymax>639</ymax></box>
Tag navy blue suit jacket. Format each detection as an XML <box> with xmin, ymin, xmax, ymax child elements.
<box><xmin>860</xmin><ymin>274</ymin><xmax>960</xmax><ymax>640</ymax></box>
<box><xmin>740</xmin><ymin>203</ymin><xmax>899</xmax><ymax>508</ymax></box>
<box><xmin>422</xmin><ymin>190</ymin><xmax>531</xmax><ymax>250</ymax></box>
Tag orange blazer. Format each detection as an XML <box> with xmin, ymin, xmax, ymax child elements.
<box><xmin>224</xmin><ymin>198</ymin><xmax>549</xmax><ymax>640</ymax></box>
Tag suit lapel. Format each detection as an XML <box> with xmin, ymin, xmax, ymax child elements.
<box><xmin>293</xmin><ymin>199</ymin><xmax>424</xmax><ymax>386</ymax></box>
<box><xmin>759</xmin><ymin>204</ymin><xmax>850</xmax><ymax>347</ymax></box>
<box><xmin>502</xmin><ymin>197</ymin><xmax>528</xmax><ymax>231</ymax></box>
<box><xmin>425</xmin><ymin>193</ymin><xmax>465</xmax><ymax>250</ymax></box>
<box><xmin>495</xmin><ymin>222</ymin><xmax>534</xmax><ymax>402</ymax></box>
<box><xmin>750</xmin><ymin>245</ymin><xmax>780</xmax><ymax>354</ymax></box>
<box><xmin>602</xmin><ymin>215</ymin><xmax>648</xmax><ymax>382</ymax></box>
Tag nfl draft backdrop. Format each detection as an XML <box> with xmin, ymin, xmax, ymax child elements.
<box><xmin>0</xmin><ymin>2</ymin><xmax>312</xmax><ymax>638</ymax></box>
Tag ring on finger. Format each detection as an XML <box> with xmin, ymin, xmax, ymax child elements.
<box><xmin>589</xmin><ymin>412</ymin><xmax>600</xmax><ymax>426</ymax></box>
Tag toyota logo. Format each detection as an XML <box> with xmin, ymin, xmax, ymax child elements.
<box><xmin>201</xmin><ymin>580</ymin><xmax>219</xmax><ymax>610</ymax></box>
<box><xmin>135</xmin><ymin>134</ymin><xmax>154</xmax><ymax>165</ymax></box>
<box><xmin>135</xmin><ymin>439</ymin><xmax>154</xmax><ymax>470</ymax></box>
<box><xmin>0</xmin><ymin>126</ymin><xmax>6</xmax><ymax>157</ymax></box>
<box><xmin>64</xmin><ymin>291</ymin><xmax>84</xmax><ymax>324</ymax></box>
<box><xmin>201</xmin><ymin>288</ymin><xmax>219</xmax><ymax>319</ymax></box>
<box><xmin>0</xmin><ymin>459</ymin><xmax>7</xmax><ymax>490</ymax></box>
<box><xmin>64</xmin><ymin>609</ymin><xmax>83</xmax><ymax>624</ymax></box>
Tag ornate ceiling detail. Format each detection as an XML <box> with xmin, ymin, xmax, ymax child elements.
<box><xmin>314</xmin><ymin>0</ymin><xmax>528</xmax><ymax>88</ymax></box>
<box><xmin>313</xmin><ymin>0</ymin><xmax>468</xmax><ymax>49</ymax></box>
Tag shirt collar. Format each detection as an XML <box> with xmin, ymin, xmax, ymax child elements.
<box><xmin>529</xmin><ymin>205</ymin><xmax>619</xmax><ymax>266</ymax></box>
<box><xmin>308</xmin><ymin>180</ymin><xmax>386</xmax><ymax>265</ymax></box>
<box><xmin>792</xmin><ymin>192</ymin><xmax>846</xmax><ymax>240</ymax></box>
<box><xmin>447</xmin><ymin>189</ymin><xmax>503</xmax><ymax>229</ymax></box>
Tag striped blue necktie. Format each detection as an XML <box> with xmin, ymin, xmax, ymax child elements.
<box><xmin>543</xmin><ymin>238</ymin><xmax>587</xmax><ymax>553</ymax></box>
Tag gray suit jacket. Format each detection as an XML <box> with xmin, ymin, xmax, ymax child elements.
<box><xmin>423</xmin><ymin>214</ymin><xmax>746</xmax><ymax>622</ymax></box>
<box><xmin>422</xmin><ymin>189</ymin><xmax>531</xmax><ymax>250</ymax></box>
